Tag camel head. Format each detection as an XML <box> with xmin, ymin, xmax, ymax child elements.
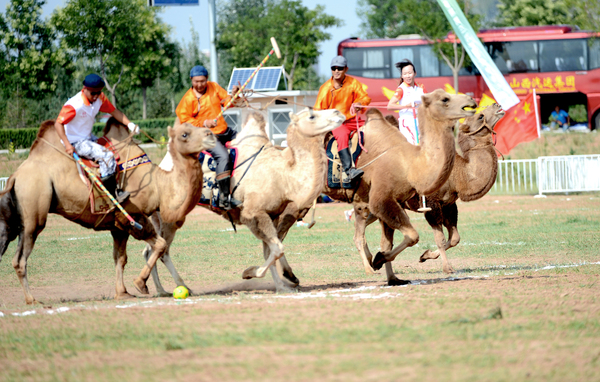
<box><xmin>459</xmin><ymin>103</ymin><xmax>505</xmax><ymax>137</ymax></box>
<box><xmin>420</xmin><ymin>89</ymin><xmax>477</xmax><ymax>122</ymax></box>
<box><xmin>231</xmin><ymin>112</ymin><xmax>269</xmax><ymax>145</ymax></box>
<box><xmin>291</xmin><ymin>108</ymin><xmax>345</xmax><ymax>137</ymax></box>
<box><xmin>168</xmin><ymin>120</ymin><xmax>216</xmax><ymax>157</ymax></box>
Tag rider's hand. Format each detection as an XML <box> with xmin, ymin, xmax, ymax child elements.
<box><xmin>65</xmin><ymin>142</ymin><xmax>74</xmax><ymax>156</ymax></box>
<box><xmin>203</xmin><ymin>119</ymin><xmax>217</xmax><ymax>128</ymax></box>
<box><xmin>231</xmin><ymin>85</ymin><xmax>240</xmax><ymax>96</ymax></box>
<box><xmin>127</xmin><ymin>122</ymin><xmax>140</xmax><ymax>135</ymax></box>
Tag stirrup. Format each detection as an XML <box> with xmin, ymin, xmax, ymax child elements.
<box><xmin>346</xmin><ymin>167</ymin><xmax>364</xmax><ymax>181</ymax></box>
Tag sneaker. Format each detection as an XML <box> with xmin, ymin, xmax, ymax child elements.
<box><xmin>344</xmin><ymin>209</ymin><xmax>354</xmax><ymax>222</ymax></box>
<box><xmin>296</xmin><ymin>221</ymin><xmax>309</xmax><ymax>227</ymax></box>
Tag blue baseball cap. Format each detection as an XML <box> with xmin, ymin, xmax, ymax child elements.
<box><xmin>82</xmin><ymin>74</ymin><xmax>105</xmax><ymax>89</ymax></box>
<box><xmin>190</xmin><ymin>65</ymin><xmax>209</xmax><ymax>78</ymax></box>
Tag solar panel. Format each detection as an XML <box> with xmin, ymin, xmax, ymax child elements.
<box><xmin>227</xmin><ymin>66</ymin><xmax>283</xmax><ymax>92</ymax></box>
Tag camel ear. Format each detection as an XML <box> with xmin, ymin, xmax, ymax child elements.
<box><xmin>168</xmin><ymin>125</ymin><xmax>174</xmax><ymax>139</ymax></box>
<box><xmin>421</xmin><ymin>93</ymin><xmax>432</xmax><ymax>108</ymax></box>
<box><xmin>290</xmin><ymin>111</ymin><xmax>299</xmax><ymax>123</ymax></box>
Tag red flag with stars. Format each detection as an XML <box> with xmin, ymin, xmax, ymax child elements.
<box><xmin>494</xmin><ymin>92</ymin><xmax>540</xmax><ymax>156</ymax></box>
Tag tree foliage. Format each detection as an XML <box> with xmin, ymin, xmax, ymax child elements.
<box><xmin>51</xmin><ymin>0</ymin><xmax>171</xmax><ymax>106</ymax></box>
<box><xmin>496</xmin><ymin>0</ymin><xmax>571</xmax><ymax>27</ymax></box>
<box><xmin>217</xmin><ymin>0</ymin><xmax>342</xmax><ymax>90</ymax></box>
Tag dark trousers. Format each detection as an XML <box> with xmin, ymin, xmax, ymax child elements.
<box><xmin>206</xmin><ymin>127</ymin><xmax>237</xmax><ymax>174</ymax></box>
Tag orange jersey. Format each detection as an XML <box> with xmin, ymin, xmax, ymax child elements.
<box><xmin>175</xmin><ymin>83</ymin><xmax>232</xmax><ymax>135</ymax></box>
<box><xmin>314</xmin><ymin>75</ymin><xmax>371</xmax><ymax>121</ymax></box>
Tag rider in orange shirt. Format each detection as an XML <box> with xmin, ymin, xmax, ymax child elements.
<box><xmin>314</xmin><ymin>56</ymin><xmax>371</xmax><ymax>182</ymax></box>
<box><xmin>176</xmin><ymin>65</ymin><xmax>241</xmax><ymax>210</ymax></box>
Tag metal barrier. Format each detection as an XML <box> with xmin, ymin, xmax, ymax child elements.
<box><xmin>492</xmin><ymin>159</ymin><xmax>538</xmax><ymax>194</ymax></box>
<box><xmin>538</xmin><ymin>155</ymin><xmax>600</xmax><ymax>195</ymax></box>
<box><xmin>0</xmin><ymin>177</ymin><xmax>6</xmax><ymax>191</ymax></box>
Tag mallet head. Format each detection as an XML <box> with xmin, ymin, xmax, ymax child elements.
<box><xmin>270</xmin><ymin>37</ymin><xmax>282</xmax><ymax>59</ymax></box>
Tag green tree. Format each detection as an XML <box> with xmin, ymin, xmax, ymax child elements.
<box><xmin>359</xmin><ymin>0</ymin><xmax>480</xmax><ymax>93</ymax></box>
<box><xmin>0</xmin><ymin>0</ymin><xmax>62</xmax><ymax>127</ymax></box>
<box><xmin>496</xmin><ymin>0</ymin><xmax>571</xmax><ymax>26</ymax></box>
<box><xmin>51</xmin><ymin>0</ymin><xmax>171</xmax><ymax>106</ymax></box>
<box><xmin>357</xmin><ymin>0</ymin><xmax>413</xmax><ymax>38</ymax></box>
<box><xmin>217</xmin><ymin>0</ymin><xmax>342</xmax><ymax>90</ymax></box>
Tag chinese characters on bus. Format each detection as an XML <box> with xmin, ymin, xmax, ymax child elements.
<box><xmin>508</xmin><ymin>75</ymin><xmax>576</xmax><ymax>94</ymax></box>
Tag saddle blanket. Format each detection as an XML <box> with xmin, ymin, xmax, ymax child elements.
<box><xmin>326</xmin><ymin>131</ymin><xmax>363</xmax><ymax>189</ymax></box>
<box><xmin>197</xmin><ymin>148</ymin><xmax>238</xmax><ymax>208</ymax></box>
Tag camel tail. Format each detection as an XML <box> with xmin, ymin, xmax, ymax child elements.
<box><xmin>0</xmin><ymin>179</ymin><xmax>22</xmax><ymax>261</ymax></box>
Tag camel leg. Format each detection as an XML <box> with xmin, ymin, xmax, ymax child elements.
<box><xmin>353</xmin><ymin>206</ymin><xmax>378</xmax><ymax>274</ymax></box>
<box><xmin>12</xmin><ymin>227</ymin><xmax>42</xmax><ymax>305</ymax></box>
<box><xmin>146</xmin><ymin>213</ymin><xmax>191</xmax><ymax>297</ymax></box>
<box><xmin>379</xmin><ymin>221</ymin><xmax>410</xmax><ymax>285</ymax></box>
<box><xmin>419</xmin><ymin>204</ymin><xmax>458</xmax><ymax>274</ymax></box>
<box><xmin>110</xmin><ymin>229</ymin><xmax>134</xmax><ymax>300</ymax></box>
<box><xmin>240</xmin><ymin>211</ymin><xmax>283</xmax><ymax>280</ymax></box>
<box><xmin>274</xmin><ymin>206</ymin><xmax>301</xmax><ymax>286</ymax></box>
<box><xmin>131</xmin><ymin>216</ymin><xmax>168</xmax><ymax>295</ymax></box>
<box><xmin>370</xmin><ymin>194</ymin><xmax>419</xmax><ymax>271</ymax></box>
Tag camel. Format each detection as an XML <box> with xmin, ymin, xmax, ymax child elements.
<box><xmin>146</xmin><ymin>108</ymin><xmax>345</xmax><ymax>295</ymax></box>
<box><xmin>0</xmin><ymin>117</ymin><xmax>216</xmax><ymax>304</ymax></box>
<box><xmin>322</xmin><ymin>89</ymin><xmax>477</xmax><ymax>285</ymax></box>
<box><xmin>400</xmin><ymin>103</ymin><xmax>505</xmax><ymax>273</ymax></box>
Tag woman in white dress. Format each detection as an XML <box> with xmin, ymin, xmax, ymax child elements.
<box><xmin>386</xmin><ymin>59</ymin><xmax>427</xmax><ymax>145</ymax></box>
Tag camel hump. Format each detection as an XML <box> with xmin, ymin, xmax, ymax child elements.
<box><xmin>36</xmin><ymin>120</ymin><xmax>56</xmax><ymax>139</ymax></box>
<box><xmin>366</xmin><ymin>108</ymin><xmax>384</xmax><ymax>120</ymax></box>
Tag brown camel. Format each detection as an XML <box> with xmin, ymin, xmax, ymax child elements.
<box><xmin>322</xmin><ymin>89</ymin><xmax>477</xmax><ymax>285</ymax></box>
<box><xmin>0</xmin><ymin>117</ymin><xmax>216</xmax><ymax>304</ymax></box>
<box><xmin>146</xmin><ymin>108</ymin><xmax>345</xmax><ymax>294</ymax></box>
<box><xmin>341</xmin><ymin>103</ymin><xmax>504</xmax><ymax>281</ymax></box>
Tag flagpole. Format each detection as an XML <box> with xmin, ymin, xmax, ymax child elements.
<box><xmin>533</xmin><ymin>89</ymin><xmax>541</xmax><ymax>137</ymax></box>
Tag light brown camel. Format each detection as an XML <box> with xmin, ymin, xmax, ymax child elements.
<box><xmin>322</xmin><ymin>89</ymin><xmax>477</xmax><ymax>285</ymax></box>
<box><xmin>0</xmin><ymin>117</ymin><xmax>216</xmax><ymax>304</ymax></box>
<box><xmin>146</xmin><ymin>108</ymin><xmax>345</xmax><ymax>294</ymax></box>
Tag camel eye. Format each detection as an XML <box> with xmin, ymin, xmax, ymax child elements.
<box><xmin>442</xmin><ymin>97</ymin><xmax>450</xmax><ymax>103</ymax></box>
<box><xmin>309</xmin><ymin>115</ymin><xmax>316</xmax><ymax>121</ymax></box>
<box><xmin>182</xmin><ymin>133</ymin><xmax>188</xmax><ymax>139</ymax></box>
<box><xmin>479</xmin><ymin>114</ymin><xmax>484</xmax><ymax>120</ymax></box>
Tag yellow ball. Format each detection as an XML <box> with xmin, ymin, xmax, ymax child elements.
<box><xmin>173</xmin><ymin>286</ymin><xmax>189</xmax><ymax>299</ymax></box>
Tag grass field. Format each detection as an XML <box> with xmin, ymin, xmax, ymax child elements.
<box><xmin>1</xmin><ymin>193</ymin><xmax>599</xmax><ymax>381</ymax></box>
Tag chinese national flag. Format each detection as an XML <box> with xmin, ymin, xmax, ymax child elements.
<box><xmin>494</xmin><ymin>92</ymin><xmax>540</xmax><ymax>156</ymax></box>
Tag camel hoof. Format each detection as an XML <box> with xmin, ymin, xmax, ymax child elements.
<box><xmin>282</xmin><ymin>270</ymin><xmax>300</xmax><ymax>286</ymax></box>
<box><xmin>155</xmin><ymin>291</ymin><xmax>172</xmax><ymax>298</ymax></box>
<box><xmin>364</xmin><ymin>265</ymin><xmax>378</xmax><ymax>275</ymax></box>
<box><xmin>133</xmin><ymin>278</ymin><xmax>150</xmax><ymax>295</ymax></box>
<box><xmin>388</xmin><ymin>278</ymin><xmax>411</xmax><ymax>286</ymax></box>
<box><xmin>420</xmin><ymin>250</ymin><xmax>440</xmax><ymax>262</ymax></box>
<box><xmin>275</xmin><ymin>285</ymin><xmax>297</xmax><ymax>293</ymax></box>
<box><xmin>242</xmin><ymin>266</ymin><xmax>259</xmax><ymax>279</ymax></box>
<box><xmin>372</xmin><ymin>252</ymin><xmax>386</xmax><ymax>271</ymax></box>
<box><xmin>443</xmin><ymin>265</ymin><xmax>455</xmax><ymax>274</ymax></box>
<box><xmin>115</xmin><ymin>292</ymin><xmax>135</xmax><ymax>300</ymax></box>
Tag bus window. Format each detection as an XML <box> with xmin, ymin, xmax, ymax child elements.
<box><xmin>539</xmin><ymin>39</ymin><xmax>587</xmax><ymax>72</ymax></box>
<box><xmin>345</xmin><ymin>47</ymin><xmax>391</xmax><ymax>78</ymax></box>
<box><xmin>591</xmin><ymin>39</ymin><xmax>600</xmax><ymax>69</ymax></box>
<box><xmin>391</xmin><ymin>45</ymin><xmax>440</xmax><ymax>77</ymax></box>
<box><xmin>486</xmin><ymin>41</ymin><xmax>538</xmax><ymax>74</ymax></box>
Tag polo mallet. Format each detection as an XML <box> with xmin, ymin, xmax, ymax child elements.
<box><xmin>413</xmin><ymin>105</ymin><xmax>431</xmax><ymax>212</ymax></box>
<box><xmin>213</xmin><ymin>37</ymin><xmax>282</xmax><ymax>123</ymax></box>
<box><xmin>73</xmin><ymin>153</ymin><xmax>143</xmax><ymax>230</ymax></box>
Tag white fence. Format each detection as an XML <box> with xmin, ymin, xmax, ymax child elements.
<box><xmin>1</xmin><ymin>154</ymin><xmax>599</xmax><ymax>195</ymax></box>
<box><xmin>492</xmin><ymin>155</ymin><xmax>600</xmax><ymax>195</ymax></box>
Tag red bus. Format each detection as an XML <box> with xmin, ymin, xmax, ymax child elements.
<box><xmin>337</xmin><ymin>25</ymin><xmax>600</xmax><ymax>130</ymax></box>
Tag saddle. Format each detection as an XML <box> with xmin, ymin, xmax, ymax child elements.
<box><xmin>76</xmin><ymin>137</ymin><xmax>151</xmax><ymax>214</ymax></box>
<box><xmin>325</xmin><ymin>131</ymin><xmax>364</xmax><ymax>189</ymax></box>
<box><xmin>197</xmin><ymin>148</ymin><xmax>238</xmax><ymax>209</ymax></box>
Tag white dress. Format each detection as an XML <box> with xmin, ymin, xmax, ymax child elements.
<box><xmin>394</xmin><ymin>82</ymin><xmax>426</xmax><ymax>145</ymax></box>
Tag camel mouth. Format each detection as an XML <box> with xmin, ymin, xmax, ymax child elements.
<box><xmin>462</xmin><ymin>104</ymin><xmax>477</xmax><ymax>115</ymax></box>
<box><xmin>496</xmin><ymin>110</ymin><xmax>506</xmax><ymax>117</ymax></box>
<box><xmin>204</xmin><ymin>136</ymin><xmax>217</xmax><ymax>151</ymax></box>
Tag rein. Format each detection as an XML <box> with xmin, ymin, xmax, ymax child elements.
<box><xmin>230</xmin><ymin>145</ymin><xmax>265</xmax><ymax>198</ymax></box>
